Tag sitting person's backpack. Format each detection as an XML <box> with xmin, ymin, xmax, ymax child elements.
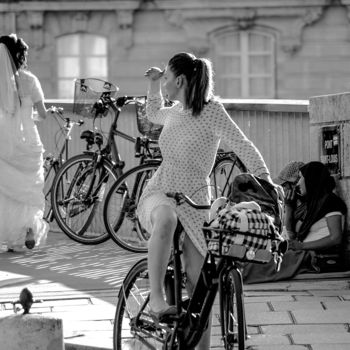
<box><xmin>227</xmin><ymin>173</ymin><xmax>284</xmax><ymax>233</ymax></box>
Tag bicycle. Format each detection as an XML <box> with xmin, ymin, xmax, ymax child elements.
<box><xmin>42</xmin><ymin>106</ymin><xmax>84</xmax><ymax>223</ymax></box>
<box><xmin>50</xmin><ymin>78</ymin><xmax>161</xmax><ymax>245</ymax></box>
<box><xmin>113</xmin><ymin>191</ymin><xmax>286</xmax><ymax>349</ymax></box>
<box><xmin>103</xmin><ymin>149</ymin><xmax>247</xmax><ymax>253</ymax></box>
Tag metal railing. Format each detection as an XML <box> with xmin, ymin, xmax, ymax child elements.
<box><xmin>38</xmin><ymin>98</ymin><xmax>310</xmax><ymax>178</ymax></box>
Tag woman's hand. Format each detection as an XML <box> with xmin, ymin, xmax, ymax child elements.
<box><xmin>288</xmin><ymin>239</ymin><xmax>303</xmax><ymax>250</ymax></box>
<box><xmin>283</xmin><ymin>183</ymin><xmax>297</xmax><ymax>206</ymax></box>
<box><xmin>145</xmin><ymin>67</ymin><xmax>165</xmax><ymax>81</ymax></box>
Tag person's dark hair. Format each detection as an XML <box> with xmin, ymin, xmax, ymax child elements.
<box><xmin>168</xmin><ymin>52</ymin><xmax>214</xmax><ymax>116</ymax></box>
<box><xmin>0</xmin><ymin>33</ymin><xmax>28</xmax><ymax>70</ymax></box>
<box><xmin>299</xmin><ymin>161</ymin><xmax>335</xmax><ymax>199</ymax></box>
<box><xmin>297</xmin><ymin>161</ymin><xmax>345</xmax><ymax>241</ymax></box>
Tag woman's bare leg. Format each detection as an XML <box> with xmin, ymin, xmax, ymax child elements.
<box><xmin>148</xmin><ymin>205</ymin><xmax>178</xmax><ymax>312</ymax></box>
<box><xmin>182</xmin><ymin>235</ymin><xmax>211</xmax><ymax>350</ymax></box>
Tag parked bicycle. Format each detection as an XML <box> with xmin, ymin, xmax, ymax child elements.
<box><xmin>50</xmin><ymin>78</ymin><xmax>161</xmax><ymax>245</ymax></box>
<box><xmin>103</xmin><ymin>149</ymin><xmax>247</xmax><ymax>253</ymax></box>
<box><xmin>113</xmin><ymin>191</ymin><xmax>286</xmax><ymax>350</ymax></box>
<box><xmin>42</xmin><ymin>106</ymin><xmax>84</xmax><ymax>222</ymax></box>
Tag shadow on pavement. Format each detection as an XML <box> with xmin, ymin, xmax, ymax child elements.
<box><xmin>0</xmin><ymin>231</ymin><xmax>145</xmax><ymax>303</ymax></box>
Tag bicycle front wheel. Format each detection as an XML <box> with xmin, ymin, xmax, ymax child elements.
<box><xmin>51</xmin><ymin>153</ymin><xmax>118</xmax><ymax>244</ymax></box>
<box><xmin>220</xmin><ymin>267</ymin><xmax>246</xmax><ymax>350</ymax></box>
<box><xmin>114</xmin><ymin>258</ymin><xmax>163</xmax><ymax>349</ymax></box>
<box><xmin>211</xmin><ymin>152</ymin><xmax>247</xmax><ymax>199</ymax></box>
<box><xmin>103</xmin><ymin>161</ymin><xmax>160</xmax><ymax>253</ymax></box>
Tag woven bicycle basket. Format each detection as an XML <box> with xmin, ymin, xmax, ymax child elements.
<box><xmin>73</xmin><ymin>78</ymin><xmax>119</xmax><ymax>118</ymax></box>
<box><xmin>135</xmin><ymin>96</ymin><xmax>163</xmax><ymax>140</ymax></box>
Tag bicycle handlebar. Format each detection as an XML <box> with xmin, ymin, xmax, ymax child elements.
<box><xmin>166</xmin><ymin>192</ymin><xmax>211</xmax><ymax>210</ymax></box>
<box><xmin>48</xmin><ymin>106</ymin><xmax>84</xmax><ymax>127</ymax></box>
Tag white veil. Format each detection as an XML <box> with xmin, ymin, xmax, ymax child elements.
<box><xmin>0</xmin><ymin>43</ymin><xmax>20</xmax><ymax>159</ymax></box>
<box><xmin>0</xmin><ymin>42</ymin><xmax>19</xmax><ymax>116</ymax></box>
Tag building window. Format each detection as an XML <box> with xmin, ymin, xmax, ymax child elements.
<box><xmin>57</xmin><ymin>34</ymin><xmax>108</xmax><ymax>99</ymax></box>
<box><xmin>213</xmin><ymin>29</ymin><xmax>275</xmax><ymax>98</ymax></box>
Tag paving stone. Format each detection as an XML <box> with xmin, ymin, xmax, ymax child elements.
<box><xmin>245</xmin><ymin>302</ymin><xmax>271</xmax><ymax>313</ymax></box>
<box><xmin>64</xmin><ymin>320</ymin><xmax>113</xmax><ymax>332</ymax></box>
<box><xmin>309</xmin><ymin>289</ymin><xmax>350</xmax><ymax>297</ymax></box>
<box><xmin>292</xmin><ymin>309</ymin><xmax>350</xmax><ymax>323</ymax></box>
<box><xmin>294</xmin><ymin>295</ymin><xmax>341</xmax><ymax>302</ymax></box>
<box><xmin>246</xmin><ymin>333</ymin><xmax>290</xmax><ymax>346</ymax></box>
<box><xmin>292</xmin><ymin>332</ymin><xmax>350</xmax><ymax>344</ymax></box>
<box><xmin>41</xmin><ymin>299</ymin><xmax>92</xmax><ymax>306</ymax></box>
<box><xmin>246</xmin><ymin>311</ymin><xmax>293</xmax><ymax>325</ymax></box>
<box><xmin>65</xmin><ymin>332</ymin><xmax>113</xmax><ymax>350</ymax></box>
<box><xmin>323</xmin><ymin>300</ymin><xmax>350</xmax><ymax>310</ymax></box>
<box><xmin>245</xmin><ymin>290</ymin><xmax>310</xmax><ymax>297</ymax></box>
<box><xmin>261</xmin><ymin>324</ymin><xmax>347</xmax><ymax>335</ymax></box>
<box><xmin>90</xmin><ymin>297</ymin><xmax>117</xmax><ymax>306</ymax></box>
<box><xmin>270</xmin><ymin>300</ymin><xmax>324</xmax><ymax>311</ymax></box>
<box><xmin>311</xmin><ymin>344</ymin><xmax>350</xmax><ymax>350</ymax></box>
<box><xmin>245</xmin><ymin>295</ymin><xmax>295</xmax><ymax>303</ymax></box>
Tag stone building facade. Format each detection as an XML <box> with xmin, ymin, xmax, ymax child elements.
<box><xmin>1</xmin><ymin>0</ymin><xmax>350</xmax><ymax>100</ymax></box>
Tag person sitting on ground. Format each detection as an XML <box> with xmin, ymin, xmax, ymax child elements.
<box><xmin>242</xmin><ymin>161</ymin><xmax>347</xmax><ymax>283</ymax></box>
<box><xmin>287</xmin><ymin>161</ymin><xmax>347</xmax><ymax>254</ymax></box>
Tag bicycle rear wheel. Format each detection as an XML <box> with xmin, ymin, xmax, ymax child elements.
<box><xmin>210</xmin><ymin>152</ymin><xmax>247</xmax><ymax>199</ymax></box>
<box><xmin>51</xmin><ymin>153</ymin><xmax>118</xmax><ymax>244</ymax></box>
<box><xmin>103</xmin><ymin>161</ymin><xmax>160</xmax><ymax>253</ymax></box>
<box><xmin>220</xmin><ymin>267</ymin><xmax>246</xmax><ymax>350</ymax></box>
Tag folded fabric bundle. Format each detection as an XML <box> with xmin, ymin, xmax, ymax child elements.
<box><xmin>207</xmin><ymin>201</ymin><xmax>280</xmax><ymax>255</ymax></box>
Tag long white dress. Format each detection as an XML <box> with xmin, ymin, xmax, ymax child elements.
<box><xmin>0</xmin><ymin>69</ymin><xmax>49</xmax><ymax>251</ymax></box>
<box><xmin>137</xmin><ymin>93</ymin><xmax>269</xmax><ymax>256</ymax></box>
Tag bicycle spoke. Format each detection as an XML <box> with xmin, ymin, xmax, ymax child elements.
<box><xmin>210</xmin><ymin>154</ymin><xmax>246</xmax><ymax>199</ymax></box>
<box><xmin>104</xmin><ymin>162</ymin><xmax>159</xmax><ymax>252</ymax></box>
<box><xmin>52</xmin><ymin>154</ymin><xmax>117</xmax><ymax>244</ymax></box>
<box><xmin>115</xmin><ymin>259</ymin><xmax>166</xmax><ymax>349</ymax></box>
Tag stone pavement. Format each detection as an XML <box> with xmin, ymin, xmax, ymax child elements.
<box><xmin>1</xmin><ymin>230</ymin><xmax>350</xmax><ymax>350</ymax></box>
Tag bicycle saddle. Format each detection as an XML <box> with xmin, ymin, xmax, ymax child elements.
<box><xmin>80</xmin><ymin>130</ymin><xmax>94</xmax><ymax>145</ymax></box>
<box><xmin>80</xmin><ymin>130</ymin><xmax>103</xmax><ymax>147</ymax></box>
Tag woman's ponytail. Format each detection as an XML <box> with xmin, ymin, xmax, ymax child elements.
<box><xmin>168</xmin><ymin>53</ymin><xmax>214</xmax><ymax>116</ymax></box>
<box><xmin>186</xmin><ymin>59</ymin><xmax>213</xmax><ymax>116</ymax></box>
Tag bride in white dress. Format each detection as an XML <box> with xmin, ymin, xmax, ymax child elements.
<box><xmin>0</xmin><ymin>34</ymin><xmax>49</xmax><ymax>252</ymax></box>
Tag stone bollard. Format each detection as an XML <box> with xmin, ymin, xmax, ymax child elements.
<box><xmin>0</xmin><ymin>314</ymin><xmax>64</xmax><ymax>350</ymax></box>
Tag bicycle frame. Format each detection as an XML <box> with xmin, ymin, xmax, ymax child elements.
<box><xmin>78</xmin><ymin>97</ymin><xmax>160</xmax><ymax>204</ymax></box>
<box><xmin>165</xmin><ymin>229</ymin><xmax>244</xmax><ymax>349</ymax></box>
<box><xmin>92</xmin><ymin>96</ymin><xmax>161</xmax><ymax>173</ymax></box>
<box><xmin>44</xmin><ymin>111</ymin><xmax>84</xmax><ymax>222</ymax></box>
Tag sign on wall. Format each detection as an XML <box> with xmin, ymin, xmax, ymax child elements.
<box><xmin>320</xmin><ymin>125</ymin><xmax>340</xmax><ymax>175</ymax></box>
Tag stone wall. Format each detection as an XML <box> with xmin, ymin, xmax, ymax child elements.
<box><xmin>1</xmin><ymin>1</ymin><xmax>350</xmax><ymax>99</ymax></box>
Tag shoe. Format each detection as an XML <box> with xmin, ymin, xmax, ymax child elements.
<box><xmin>149</xmin><ymin>305</ymin><xmax>178</xmax><ymax>323</ymax></box>
<box><xmin>25</xmin><ymin>228</ymin><xmax>35</xmax><ymax>250</ymax></box>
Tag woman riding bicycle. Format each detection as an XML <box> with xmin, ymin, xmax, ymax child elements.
<box><xmin>137</xmin><ymin>52</ymin><xmax>274</xmax><ymax>349</ymax></box>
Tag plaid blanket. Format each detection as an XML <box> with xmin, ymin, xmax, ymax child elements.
<box><xmin>207</xmin><ymin>204</ymin><xmax>279</xmax><ymax>255</ymax></box>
